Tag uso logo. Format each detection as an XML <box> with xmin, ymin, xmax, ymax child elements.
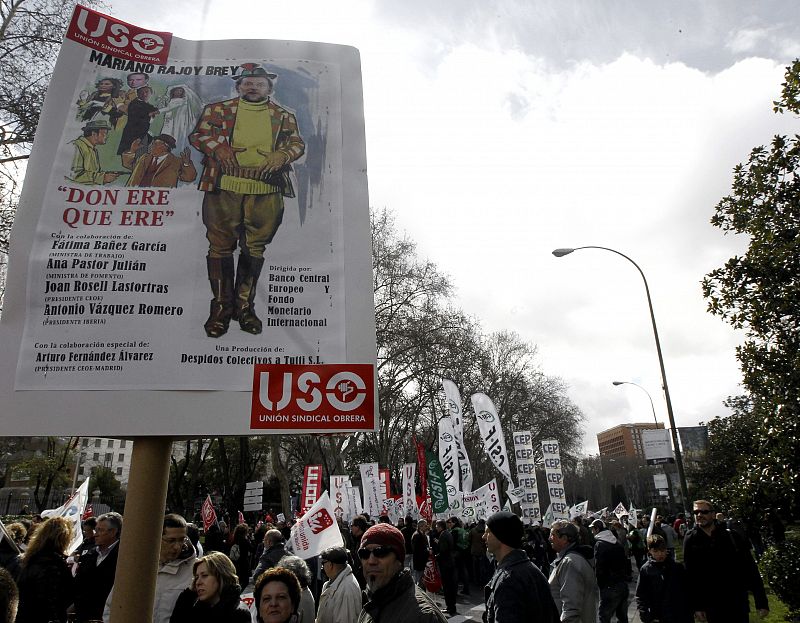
<box><xmin>67</xmin><ymin>6</ymin><xmax>172</xmax><ymax>64</ymax></box>
<box><xmin>251</xmin><ymin>364</ymin><xmax>375</xmax><ymax>431</ymax></box>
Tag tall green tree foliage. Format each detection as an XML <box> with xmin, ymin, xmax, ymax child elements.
<box><xmin>703</xmin><ymin>59</ymin><xmax>800</xmax><ymax>517</ymax></box>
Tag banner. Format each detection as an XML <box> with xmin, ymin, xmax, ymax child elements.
<box><xmin>542</xmin><ymin>503</ymin><xmax>554</xmax><ymax>526</ymax></box>
<box><xmin>438</xmin><ymin>416</ymin><xmax>459</xmax><ymax>502</ymax></box>
<box><xmin>289</xmin><ymin>491</ymin><xmax>344</xmax><ymax>559</ymax></box>
<box><xmin>569</xmin><ymin>501</ymin><xmax>588</xmax><ymax>520</ymax></box>
<box><xmin>512</xmin><ymin>430</ymin><xmax>541</xmax><ymax>524</ymax></box>
<box><xmin>301</xmin><ymin>465</ymin><xmax>323</xmax><ymax>514</ymax></box>
<box><xmin>425</xmin><ymin>451</ymin><xmax>449</xmax><ymax>514</ymax></box>
<box><xmin>42</xmin><ymin>479</ymin><xmax>90</xmax><ymax>554</ymax></box>
<box><xmin>643</xmin><ymin>429</ymin><xmax>675</xmax><ymax>465</ymax></box>
<box><xmin>414</xmin><ymin>438</ymin><xmax>428</xmax><ymax>510</ymax></box>
<box><xmin>471</xmin><ymin>393</ymin><xmax>514</xmax><ymax>483</ymax></box>
<box><xmin>0</xmin><ymin>5</ymin><xmax>377</xmax><ymax>439</ymax></box>
<box><xmin>678</xmin><ymin>426</ymin><xmax>709</xmax><ymax>454</ymax></box>
<box><xmin>612</xmin><ymin>502</ymin><xmax>628</xmax><ymax>519</ymax></box>
<box><xmin>379</xmin><ymin>468</ymin><xmax>391</xmax><ymax>500</ymax></box>
<box><xmin>201</xmin><ymin>494</ymin><xmax>218</xmax><ymax>532</ymax></box>
<box><xmin>461</xmin><ymin>479</ymin><xmax>500</xmax><ymax>521</ymax></box>
<box><xmin>541</xmin><ymin>439</ymin><xmax>568</xmax><ymax>520</ymax></box>
<box><xmin>345</xmin><ymin>483</ymin><xmax>362</xmax><ymax>521</ymax></box>
<box><xmin>359</xmin><ymin>462</ymin><xmax>382</xmax><ymax>518</ymax></box>
<box><xmin>330</xmin><ymin>475</ymin><xmax>349</xmax><ymax>520</ymax></box>
<box><xmin>442</xmin><ymin>379</ymin><xmax>473</xmax><ymax>492</ymax></box>
<box><xmin>402</xmin><ymin>463</ymin><xmax>418</xmax><ymax>519</ymax></box>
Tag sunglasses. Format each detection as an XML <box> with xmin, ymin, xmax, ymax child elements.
<box><xmin>692</xmin><ymin>509</ymin><xmax>712</xmax><ymax>515</ymax></box>
<box><xmin>358</xmin><ymin>546</ymin><xmax>394</xmax><ymax>560</ymax></box>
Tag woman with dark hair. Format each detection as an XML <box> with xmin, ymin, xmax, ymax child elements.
<box><xmin>277</xmin><ymin>555</ymin><xmax>314</xmax><ymax>623</ymax></box>
<box><xmin>170</xmin><ymin>551</ymin><xmax>250</xmax><ymax>623</ymax></box>
<box><xmin>229</xmin><ymin>524</ymin><xmax>253</xmax><ymax>590</ymax></box>
<box><xmin>255</xmin><ymin>567</ymin><xmax>301</xmax><ymax>623</ymax></box>
<box><xmin>15</xmin><ymin>516</ymin><xmax>74</xmax><ymax>623</ymax></box>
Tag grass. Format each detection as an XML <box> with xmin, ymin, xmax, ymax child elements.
<box><xmin>750</xmin><ymin>591</ymin><xmax>791</xmax><ymax>623</ymax></box>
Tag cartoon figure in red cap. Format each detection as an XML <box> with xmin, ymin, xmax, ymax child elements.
<box><xmin>190</xmin><ymin>63</ymin><xmax>305</xmax><ymax>338</ymax></box>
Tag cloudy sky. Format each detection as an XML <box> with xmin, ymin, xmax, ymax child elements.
<box><xmin>113</xmin><ymin>1</ymin><xmax>798</xmax><ymax>453</ymax></box>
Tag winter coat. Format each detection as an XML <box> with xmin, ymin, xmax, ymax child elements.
<box><xmin>16</xmin><ymin>549</ymin><xmax>75</xmax><ymax>623</ymax></box>
<box><xmin>593</xmin><ymin>530</ymin><xmax>627</xmax><ymax>589</ymax></box>
<box><xmin>683</xmin><ymin>523</ymin><xmax>767</xmax><ymax>622</ymax></box>
<box><xmin>103</xmin><ymin>543</ymin><xmax>197</xmax><ymax>623</ymax></box>
<box><xmin>298</xmin><ymin>586</ymin><xmax>315</xmax><ymax>623</ymax></box>
<box><xmin>316</xmin><ymin>564</ymin><xmax>362</xmax><ymax>623</ymax></box>
<box><xmin>548</xmin><ymin>544</ymin><xmax>599</xmax><ymax>623</ymax></box>
<box><xmin>635</xmin><ymin>556</ymin><xmax>693</xmax><ymax>623</ymax></box>
<box><xmin>74</xmin><ymin>542</ymin><xmax>120</xmax><ymax>621</ymax></box>
<box><xmin>169</xmin><ymin>585</ymin><xmax>251</xmax><ymax>623</ymax></box>
<box><xmin>411</xmin><ymin>531</ymin><xmax>429</xmax><ymax>572</ymax></box>
<box><xmin>358</xmin><ymin>569</ymin><xmax>447</xmax><ymax>623</ymax></box>
<box><xmin>483</xmin><ymin>549</ymin><xmax>558</xmax><ymax>623</ymax></box>
<box><xmin>252</xmin><ymin>542</ymin><xmax>286</xmax><ymax>581</ymax></box>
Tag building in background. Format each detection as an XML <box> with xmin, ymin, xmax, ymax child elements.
<box><xmin>597</xmin><ymin>422</ymin><xmax>665</xmax><ymax>461</ymax></box>
<box><xmin>76</xmin><ymin>437</ymin><xmax>134</xmax><ymax>486</ymax></box>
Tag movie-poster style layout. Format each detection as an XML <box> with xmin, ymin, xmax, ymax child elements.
<box><xmin>15</xmin><ymin>14</ymin><xmax>353</xmax><ymax>390</ymax></box>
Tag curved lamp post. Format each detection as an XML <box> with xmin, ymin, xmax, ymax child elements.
<box><xmin>612</xmin><ymin>381</ymin><xmax>658</xmax><ymax>426</ymax></box>
<box><xmin>552</xmin><ymin>246</ymin><xmax>690</xmax><ymax>511</ymax></box>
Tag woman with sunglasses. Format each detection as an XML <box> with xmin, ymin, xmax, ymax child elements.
<box><xmin>255</xmin><ymin>567</ymin><xmax>302</xmax><ymax>623</ymax></box>
<box><xmin>169</xmin><ymin>551</ymin><xmax>250</xmax><ymax>623</ymax></box>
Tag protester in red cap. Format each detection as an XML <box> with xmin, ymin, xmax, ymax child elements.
<box><xmin>357</xmin><ymin>524</ymin><xmax>448</xmax><ymax>623</ymax></box>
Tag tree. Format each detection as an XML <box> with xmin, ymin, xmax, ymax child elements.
<box><xmin>702</xmin><ymin>59</ymin><xmax>800</xmax><ymax>517</ymax></box>
<box><xmin>14</xmin><ymin>436</ymin><xmax>77</xmax><ymax>511</ymax></box>
<box><xmin>0</xmin><ymin>0</ymin><xmax>103</xmax><ymax>308</ymax></box>
<box><xmin>88</xmin><ymin>465</ymin><xmax>121</xmax><ymax>498</ymax></box>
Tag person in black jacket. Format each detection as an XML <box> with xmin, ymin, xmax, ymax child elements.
<box><xmin>170</xmin><ymin>551</ymin><xmax>251</xmax><ymax>623</ymax></box>
<box><xmin>635</xmin><ymin>535</ymin><xmax>692</xmax><ymax>623</ymax></box>
<box><xmin>591</xmin><ymin>519</ymin><xmax>629</xmax><ymax>623</ymax></box>
<box><xmin>74</xmin><ymin>512</ymin><xmax>122</xmax><ymax>622</ymax></box>
<box><xmin>15</xmin><ymin>516</ymin><xmax>74</xmax><ymax>623</ymax></box>
<box><xmin>683</xmin><ymin>500</ymin><xmax>768</xmax><ymax>623</ymax></box>
<box><xmin>483</xmin><ymin>511</ymin><xmax>558</xmax><ymax>623</ymax></box>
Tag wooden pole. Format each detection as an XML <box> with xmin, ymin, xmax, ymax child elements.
<box><xmin>109</xmin><ymin>437</ymin><xmax>172</xmax><ymax>623</ymax></box>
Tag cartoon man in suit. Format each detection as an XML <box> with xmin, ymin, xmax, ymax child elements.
<box><xmin>122</xmin><ymin>134</ymin><xmax>197</xmax><ymax>187</ymax></box>
<box><xmin>189</xmin><ymin>63</ymin><xmax>305</xmax><ymax>338</ymax></box>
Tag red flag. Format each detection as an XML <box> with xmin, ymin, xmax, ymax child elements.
<box><xmin>201</xmin><ymin>495</ymin><xmax>217</xmax><ymax>532</ymax></box>
<box><xmin>237</xmin><ymin>510</ymin><xmax>245</xmax><ymax>525</ymax></box>
<box><xmin>81</xmin><ymin>504</ymin><xmax>94</xmax><ymax>520</ymax></box>
<box><xmin>301</xmin><ymin>465</ymin><xmax>323</xmax><ymax>514</ymax></box>
<box><xmin>415</xmin><ymin>438</ymin><xmax>433</xmax><ymax>521</ymax></box>
<box><xmin>422</xmin><ymin>551</ymin><xmax>442</xmax><ymax>593</ymax></box>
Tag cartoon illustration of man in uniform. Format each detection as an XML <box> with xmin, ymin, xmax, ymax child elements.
<box><xmin>189</xmin><ymin>63</ymin><xmax>305</xmax><ymax>338</ymax></box>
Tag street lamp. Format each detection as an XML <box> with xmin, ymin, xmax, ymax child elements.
<box><xmin>612</xmin><ymin>381</ymin><xmax>658</xmax><ymax>425</ymax></box>
<box><xmin>552</xmin><ymin>245</ymin><xmax>690</xmax><ymax>511</ymax></box>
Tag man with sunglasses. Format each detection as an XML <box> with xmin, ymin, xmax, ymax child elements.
<box><xmin>357</xmin><ymin>524</ymin><xmax>448</xmax><ymax>623</ymax></box>
<box><xmin>683</xmin><ymin>500</ymin><xmax>768</xmax><ymax>623</ymax></box>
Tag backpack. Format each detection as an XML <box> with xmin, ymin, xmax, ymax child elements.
<box><xmin>229</xmin><ymin>543</ymin><xmax>241</xmax><ymax>562</ymax></box>
<box><xmin>454</xmin><ymin>527</ymin><xmax>469</xmax><ymax>551</ymax></box>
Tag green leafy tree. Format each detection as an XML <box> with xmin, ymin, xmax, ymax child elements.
<box><xmin>88</xmin><ymin>465</ymin><xmax>121</xmax><ymax>498</ymax></box>
<box><xmin>703</xmin><ymin>59</ymin><xmax>800</xmax><ymax>517</ymax></box>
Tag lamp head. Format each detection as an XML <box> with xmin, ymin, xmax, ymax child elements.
<box><xmin>612</xmin><ymin>381</ymin><xmax>624</xmax><ymax>386</ymax></box>
<box><xmin>552</xmin><ymin>248</ymin><xmax>575</xmax><ymax>257</ymax></box>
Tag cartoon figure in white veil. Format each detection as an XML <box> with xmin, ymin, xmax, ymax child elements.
<box><xmin>157</xmin><ymin>84</ymin><xmax>203</xmax><ymax>153</ymax></box>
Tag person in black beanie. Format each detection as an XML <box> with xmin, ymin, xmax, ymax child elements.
<box><xmin>483</xmin><ymin>511</ymin><xmax>558</xmax><ymax>623</ymax></box>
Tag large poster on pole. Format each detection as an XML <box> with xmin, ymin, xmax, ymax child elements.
<box><xmin>0</xmin><ymin>6</ymin><xmax>376</xmax><ymax>436</ymax></box>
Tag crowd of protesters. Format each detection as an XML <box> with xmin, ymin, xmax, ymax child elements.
<box><xmin>0</xmin><ymin>498</ymin><xmax>779</xmax><ymax>623</ymax></box>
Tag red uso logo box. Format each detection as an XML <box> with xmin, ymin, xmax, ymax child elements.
<box><xmin>67</xmin><ymin>5</ymin><xmax>172</xmax><ymax>64</ymax></box>
<box><xmin>251</xmin><ymin>364</ymin><xmax>376</xmax><ymax>431</ymax></box>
